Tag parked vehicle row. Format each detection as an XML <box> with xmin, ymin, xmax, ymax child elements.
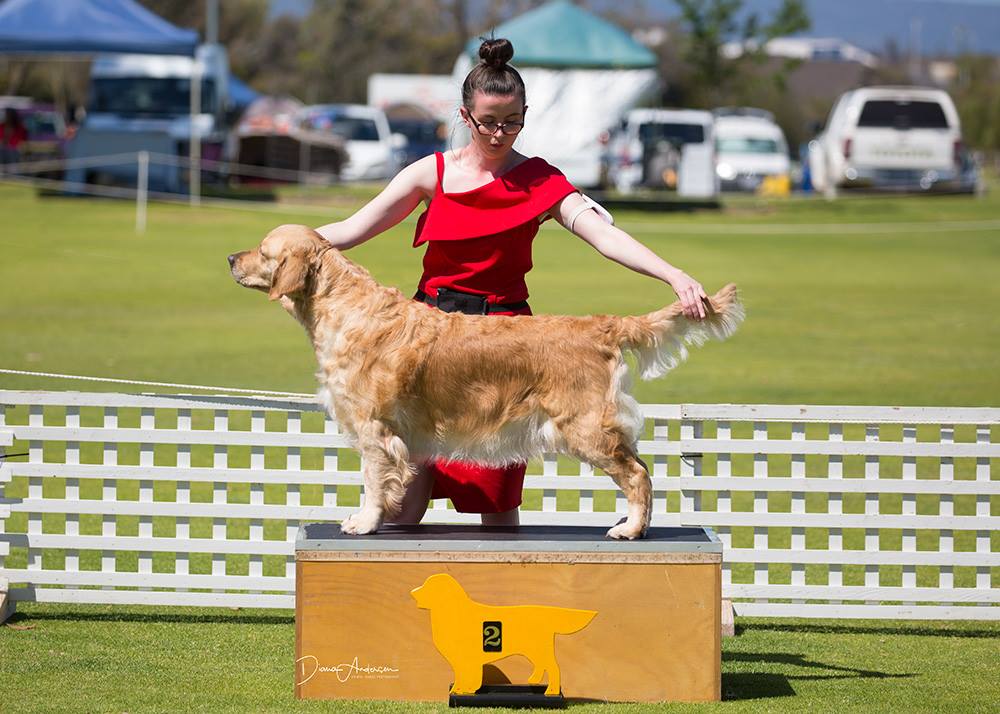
<box><xmin>599</xmin><ymin>85</ymin><xmax>977</xmax><ymax>196</ymax></box>
<box><xmin>5</xmin><ymin>73</ymin><xmax>979</xmax><ymax>197</ymax></box>
<box><xmin>601</xmin><ymin>108</ymin><xmax>716</xmax><ymax>195</ymax></box>
<box><xmin>600</xmin><ymin>106</ymin><xmax>791</xmax><ymax>196</ymax></box>
<box><xmin>50</xmin><ymin>47</ymin><xmax>431</xmax><ymax>191</ymax></box>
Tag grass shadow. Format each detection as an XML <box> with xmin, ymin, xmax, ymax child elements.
<box><xmin>740</xmin><ymin>621</ymin><xmax>1000</xmax><ymax>639</ymax></box>
<box><xmin>4</xmin><ymin>603</ymin><xmax>293</xmax><ymax>626</ymax></box>
<box><xmin>722</xmin><ymin>651</ymin><xmax>914</xmax><ymax>701</ymax></box>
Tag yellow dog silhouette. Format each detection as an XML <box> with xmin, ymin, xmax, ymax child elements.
<box><xmin>411</xmin><ymin>573</ymin><xmax>597</xmax><ymax>696</ymax></box>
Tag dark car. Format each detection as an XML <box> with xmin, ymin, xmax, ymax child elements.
<box><xmin>387</xmin><ymin>117</ymin><xmax>445</xmax><ymax>168</ymax></box>
<box><xmin>18</xmin><ymin>104</ymin><xmax>69</xmax><ymax>178</ymax></box>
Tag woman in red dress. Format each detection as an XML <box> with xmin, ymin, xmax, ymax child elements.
<box><xmin>315</xmin><ymin>38</ymin><xmax>711</xmax><ymax>526</ymax></box>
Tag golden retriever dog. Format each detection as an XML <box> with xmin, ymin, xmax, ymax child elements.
<box><xmin>228</xmin><ymin>224</ymin><xmax>744</xmax><ymax>539</ymax></box>
<box><xmin>411</xmin><ymin>573</ymin><xmax>597</xmax><ymax>696</ymax></box>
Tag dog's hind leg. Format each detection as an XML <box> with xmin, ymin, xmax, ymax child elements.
<box><xmin>600</xmin><ymin>444</ymin><xmax>652</xmax><ymax>540</ymax></box>
<box><xmin>340</xmin><ymin>421</ymin><xmax>415</xmax><ymax>535</ymax></box>
<box><xmin>562</xmin><ymin>426</ymin><xmax>652</xmax><ymax>540</ymax></box>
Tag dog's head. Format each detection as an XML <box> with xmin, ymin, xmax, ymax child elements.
<box><xmin>410</xmin><ymin>573</ymin><xmax>467</xmax><ymax>610</ymax></box>
<box><xmin>228</xmin><ymin>224</ymin><xmax>330</xmax><ymax>301</ymax></box>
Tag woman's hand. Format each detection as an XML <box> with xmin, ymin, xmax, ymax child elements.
<box><xmin>667</xmin><ymin>269</ymin><xmax>710</xmax><ymax>320</ymax></box>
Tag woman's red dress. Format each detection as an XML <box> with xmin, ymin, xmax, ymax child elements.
<box><xmin>411</xmin><ymin>150</ymin><xmax>578</xmax><ymax>512</ymax></box>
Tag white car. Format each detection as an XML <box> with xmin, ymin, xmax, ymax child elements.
<box><xmin>602</xmin><ymin>108</ymin><xmax>716</xmax><ymax>194</ymax></box>
<box><xmin>713</xmin><ymin>108</ymin><xmax>790</xmax><ymax>192</ymax></box>
<box><xmin>808</xmin><ymin>86</ymin><xmax>968</xmax><ymax>195</ymax></box>
<box><xmin>297</xmin><ymin>103</ymin><xmax>407</xmax><ymax>181</ymax></box>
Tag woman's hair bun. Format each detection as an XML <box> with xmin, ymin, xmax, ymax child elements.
<box><xmin>478</xmin><ymin>37</ymin><xmax>514</xmax><ymax>68</ymax></box>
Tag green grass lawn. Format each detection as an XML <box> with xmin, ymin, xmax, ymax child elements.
<box><xmin>1</xmin><ymin>604</ymin><xmax>997</xmax><ymax>713</ymax></box>
<box><xmin>2</xmin><ymin>182</ymin><xmax>998</xmax><ymax>712</ymax></box>
<box><xmin>1</xmin><ymin>182</ymin><xmax>999</xmax><ymax>405</ymax></box>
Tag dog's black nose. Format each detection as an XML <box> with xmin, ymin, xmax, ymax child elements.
<box><xmin>227</xmin><ymin>254</ymin><xmax>236</xmax><ymax>268</ymax></box>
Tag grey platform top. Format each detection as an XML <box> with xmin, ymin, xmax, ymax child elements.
<box><xmin>295</xmin><ymin>523</ymin><xmax>722</xmax><ymax>554</ymax></box>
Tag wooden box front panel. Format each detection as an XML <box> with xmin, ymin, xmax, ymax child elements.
<box><xmin>295</xmin><ymin>559</ymin><xmax>720</xmax><ymax>702</ymax></box>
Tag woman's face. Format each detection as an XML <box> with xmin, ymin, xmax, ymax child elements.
<box><xmin>460</xmin><ymin>91</ymin><xmax>527</xmax><ymax>158</ymax></box>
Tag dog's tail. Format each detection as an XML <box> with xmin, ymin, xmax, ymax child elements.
<box><xmin>381</xmin><ymin>433</ymin><xmax>417</xmax><ymax>519</ymax></box>
<box><xmin>617</xmin><ymin>283</ymin><xmax>745</xmax><ymax>381</ymax></box>
<box><xmin>547</xmin><ymin>607</ymin><xmax>598</xmax><ymax>635</ymax></box>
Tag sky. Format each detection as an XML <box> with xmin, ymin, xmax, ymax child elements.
<box><xmin>268</xmin><ymin>0</ymin><xmax>1000</xmax><ymax>55</ymax></box>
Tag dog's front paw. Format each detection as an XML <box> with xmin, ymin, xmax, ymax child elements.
<box><xmin>606</xmin><ymin>517</ymin><xmax>645</xmax><ymax>540</ymax></box>
<box><xmin>340</xmin><ymin>509</ymin><xmax>382</xmax><ymax>535</ymax></box>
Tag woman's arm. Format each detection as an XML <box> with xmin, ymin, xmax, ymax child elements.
<box><xmin>549</xmin><ymin>193</ymin><xmax>710</xmax><ymax>320</ymax></box>
<box><xmin>314</xmin><ymin>155</ymin><xmax>434</xmax><ymax>249</ymax></box>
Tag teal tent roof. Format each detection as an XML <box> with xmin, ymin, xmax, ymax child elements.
<box><xmin>464</xmin><ymin>0</ymin><xmax>656</xmax><ymax>69</ymax></box>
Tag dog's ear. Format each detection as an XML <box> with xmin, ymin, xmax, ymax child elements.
<box><xmin>268</xmin><ymin>254</ymin><xmax>310</xmax><ymax>301</ymax></box>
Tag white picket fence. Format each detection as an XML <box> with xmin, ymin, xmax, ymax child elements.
<box><xmin>0</xmin><ymin>390</ymin><xmax>996</xmax><ymax>620</ymax></box>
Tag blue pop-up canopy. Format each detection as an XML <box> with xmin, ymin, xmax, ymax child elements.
<box><xmin>228</xmin><ymin>74</ymin><xmax>260</xmax><ymax>110</ymax></box>
<box><xmin>0</xmin><ymin>0</ymin><xmax>198</xmax><ymax>56</ymax></box>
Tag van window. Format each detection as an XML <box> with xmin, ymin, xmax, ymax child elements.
<box><xmin>857</xmin><ymin>100</ymin><xmax>949</xmax><ymax>130</ymax></box>
<box><xmin>303</xmin><ymin>110</ymin><xmax>380</xmax><ymax>141</ymax></box>
<box><xmin>90</xmin><ymin>77</ymin><xmax>216</xmax><ymax>116</ymax></box>
<box><xmin>639</xmin><ymin>122</ymin><xmax>705</xmax><ymax>146</ymax></box>
<box><xmin>23</xmin><ymin>111</ymin><xmax>63</xmax><ymax>137</ymax></box>
<box><xmin>716</xmin><ymin>137</ymin><xmax>782</xmax><ymax>154</ymax></box>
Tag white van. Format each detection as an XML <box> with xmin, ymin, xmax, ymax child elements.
<box><xmin>809</xmin><ymin>86</ymin><xmax>966</xmax><ymax>194</ymax></box>
<box><xmin>65</xmin><ymin>45</ymin><xmax>230</xmax><ymax>193</ymax></box>
<box><xmin>712</xmin><ymin>108</ymin><xmax>790</xmax><ymax>192</ymax></box>
<box><xmin>602</xmin><ymin>108</ymin><xmax>716</xmax><ymax>195</ymax></box>
<box><xmin>297</xmin><ymin>104</ymin><xmax>407</xmax><ymax>181</ymax></box>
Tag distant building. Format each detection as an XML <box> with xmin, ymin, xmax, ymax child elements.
<box><xmin>927</xmin><ymin>59</ymin><xmax>958</xmax><ymax>86</ymax></box>
<box><xmin>722</xmin><ymin>36</ymin><xmax>879</xmax><ymax>69</ymax></box>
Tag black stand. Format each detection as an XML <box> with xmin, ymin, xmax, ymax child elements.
<box><xmin>449</xmin><ymin>684</ymin><xmax>566</xmax><ymax>709</ymax></box>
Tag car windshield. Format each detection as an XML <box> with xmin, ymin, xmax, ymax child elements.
<box><xmin>23</xmin><ymin>112</ymin><xmax>62</xmax><ymax>136</ymax></box>
<box><xmin>389</xmin><ymin>120</ymin><xmax>440</xmax><ymax>143</ymax></box>
<box><xmin>303</xmin><ymin>110</ymin><xmax>380</xmax><ymax>141</ymax></box>
<box><xmin>638</xmin><ymin>122</ymin><xmax>706</xmax><ymax>145</ymax></box>
<box><xmin>90</xmin><ymin>77</ymin><xmax>216</xmax><ymax>117</ymax></box>
<box><xmin>857</xmin><ymin>100</ymin><xmax>950</xmax><ymax>130</ymax></box>
<box><xmin>716</xmin><ymin>137</ymin><xmax>783</xmax><ymax>154</ymax></box>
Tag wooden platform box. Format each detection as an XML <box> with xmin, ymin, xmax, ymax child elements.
<box><xmin>295</xmin><ymin>524</ymin><xmax>722</xmax><ymax>703</ymax></box>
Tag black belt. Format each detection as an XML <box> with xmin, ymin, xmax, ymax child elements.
<box><xmin>414</xmin><ymin>287</ymin><xmax>529</xmax><ymax>315</ymax></box>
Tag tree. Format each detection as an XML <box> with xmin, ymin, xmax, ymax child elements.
<box><xmin>671</xmin><ymin>0</ymin><xmax>810</xmax><ymax>107</ymax></box>
<box><xmin>136</xmin><ymin>1</ymin><xmax>270</xmax><ymax>84</ymax></box>
<box><xmin>951</xmin><ymin>54</ymin><xmax>1000</xmax><ymax>153</ymax></box>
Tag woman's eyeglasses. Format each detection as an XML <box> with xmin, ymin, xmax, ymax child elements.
<box><xmin>468</xmin><ymin>113</ymin><xmax>524</xmax><ymax>136</ymax></box>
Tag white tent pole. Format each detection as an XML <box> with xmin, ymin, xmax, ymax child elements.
<box><xmin>135</xmin><ymin>150</ymin><xmax>148</xmax><ymax>234</ymax></box>
<box><xmin>207</xmin><ymin>0</ymin><xmax>219</xmax><ymax>44</ymax></box>
<box><xmin>189</xmin><ymin>59</ymin><xmax>201</xmax><ymax>206</ymax></box>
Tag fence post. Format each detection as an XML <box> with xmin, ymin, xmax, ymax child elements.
<box><xmin>299</xmin><ymin>140</ymin><xmax>310</xmax><ymax>185</ymax></box>
<box><xmin>189</xmin><ymin>62</ymin><xmax>202</xmax><ymax>207</ymax></box>
<box><xmin>135</xmin><ymin>151</ymin><xmax>148</xmax><ymax>235</ymax></box>
<box><xmin>0</xmin><ymin>439</ymin><xmax>13</xmax><ymax>624</ymax></box>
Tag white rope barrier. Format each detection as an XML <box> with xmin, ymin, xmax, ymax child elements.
<box><xmin>0</xmin><ymin>368</ymin><xmax>315</xmax><ymax>398</ymax></box>
<box><xmin>0</xmin><ymin>151</ymin><xmax>148</xmax><ymax>173</ymax></box>
<box><xmin>0</xmin><ymin>171</ymin><xmax>353</xmax><ymax>217</ymax></box>
<box><xmin>1</xmin><ymin>150</ymin><xmax>343</xmax><ymax>184</ymax></box>
<box><xmin>0</xmin><ymin>151</ymin><xmax>995</xmax><ymax>236</ymax></box>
